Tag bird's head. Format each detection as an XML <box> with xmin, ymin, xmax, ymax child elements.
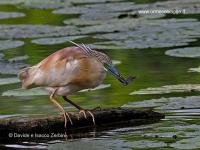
<box><xmin>93</xmin><ymin>50</ymin><xmax>135</xmax><ymax>86</ymax></box>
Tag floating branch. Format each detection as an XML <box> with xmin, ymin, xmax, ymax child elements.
<box><xmin>0</xmin><ymin>108</ymin><xmax>164</xmax><ymax>141</ymax></box>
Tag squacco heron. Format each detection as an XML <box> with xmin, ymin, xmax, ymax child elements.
<box><xmin>18</xmin><ymin>41</ymin><xmax>134</xmax><ymax>127</ymax></box>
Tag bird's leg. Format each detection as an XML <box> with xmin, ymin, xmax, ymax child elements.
<box><xmin>50</xmin><ymin>90</ymin><xmax>73</xmax><ymax>128</ymax></box>
<box><xmin>62</xmin><ymin>96</ymin><xmax>96</xmax><ymax>125</ymax></box>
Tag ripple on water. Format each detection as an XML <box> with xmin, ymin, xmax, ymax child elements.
<box><xmin>0</xmin><ymin>40</ymin><xmax>24</xmax><ymax>51</ymax></box>
<box><xmin>171</xmin><ymin>136</ymin><xmax>200</xmax><ymax>149</ymax></box>
<box><xmin>0</xmin><ymin>114</ymin><xmax>19</xmax><ymax>119</ymax></box>
<box><xmin>0</xmin><ymin>77</ymin><xmax>20</xmax><ymax>85</ymax></box>
<box><xmin>0</xmin><ymin>12</ymin><xmax>25</xmax><ymax>19</ymax></box>
<box><xmin>5</xmin><ymin>144</ymin><xmax>47</xmax><ymax>149</ymax></box>
<box><xmin>90</xmin><ymin>19</ymin><xmax>199</xmax><ymax>49</ymax></box>
<box><xmin>189</xmin><ymin>66</ymin><xmax>200</xmax><ymax>73</ymax></box>
<box><xmin>165</xmin><ymin>47</ymin><xmax>200</xmax><ymax>58</ymax></box>
<box><xmin>48</xmin><ymin>138</ymin><xmax>167</xmax><ymax>150</ymax></box>
<box><xmin>124</xmin><ymin>96</ymin><xmax>200</xmax><ymax>110</ymax></box>
<box><xmin>0</xmin><ymin>25</ymin><xmax>80</xmax><ymax>39</ymax></box>
<box><xmin>8</xmin><ymin>55</ymin><xmax>29</xmax><ymax>62</ymax></box>
<box><xmin>0</xmin><ymin>53</ymin><xmax>28</xmax><ymax>75</ymax></box>
<box><xmin>31</xmin><ymin>36</ymin><xmax>86</xmax><ymax>45</ymax></box>
<box><xmin>2</xmin><ymin>84</ymin><xmax>111</xmax><ymax>96</ymax></box>
<box><xmin>129</xmin><ymin>84</ymin><xmax>200</xmax><ymax>95</ymax></box>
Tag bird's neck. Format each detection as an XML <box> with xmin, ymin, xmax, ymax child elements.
<box><xmin>87</xmin><ymin>50</ymin><xmax>111</xmax><ymax>65</ymax></box>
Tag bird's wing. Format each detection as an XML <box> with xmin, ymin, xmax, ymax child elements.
<box><xmin>33</xmin><ymin>47</ymin><xmax>87</xmax><ymax>87</ymax></box>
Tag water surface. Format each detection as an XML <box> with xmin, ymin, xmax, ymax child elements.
<box><xmin>0</xmin><ymin>0</ymin><xmax>200</xmax><ymax>149</ymax></box>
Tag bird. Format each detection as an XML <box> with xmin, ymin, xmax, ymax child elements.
<box><xmin>18</xmin><ymin>41</ymin><xmax>135</xmax><ymax>128</ymax></box>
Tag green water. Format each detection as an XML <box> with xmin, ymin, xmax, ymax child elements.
<box><xmin>0</xmin><ymin>0</ymin><xmax>200</xmax><ymax>149</ymax></box>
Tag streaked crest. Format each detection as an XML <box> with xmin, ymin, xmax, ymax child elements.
<box><xmin>68</xmin><ymin>40</ymin><xmax>112</xmax><ymax>65</ymax></box>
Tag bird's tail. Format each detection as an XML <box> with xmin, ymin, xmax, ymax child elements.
<box><xmin>18</xmin><ymin>66</ymin><xmax>36</xmax><ymax>89</ymax></box>
<box><xmin>18</xmin><ymin>67</ymin><xmax>30</xmax><ymax>81</ymax></box>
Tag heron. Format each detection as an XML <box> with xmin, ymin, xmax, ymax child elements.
<box><xmin>18</xmin><ymin>41</ymin><xmax>135</xmax><ymax>127</ymax></box>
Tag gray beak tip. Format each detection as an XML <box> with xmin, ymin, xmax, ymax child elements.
<box><xmin>121</xmin><ymin>76</ymin><xmax>136</xmax><ymax>86</ymax></box>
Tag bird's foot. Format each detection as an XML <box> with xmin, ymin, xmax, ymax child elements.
<box><xmin>61</xmin><ymin>112</ymin><xmax>73</xmax><ymax>128</ymax></box>
<box><xmin>78</xmin><ymin>109</ymin><xmax>95</xmax><ymax>125</ymax></box>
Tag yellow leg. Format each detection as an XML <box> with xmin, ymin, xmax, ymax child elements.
<box><xmin>62</xmin><ymin>96</ymin><xmax>96</xmax><ymax>125</ymax></box>
<box><xmin>50</xmin><ymin>90</ymin><xmax>73</xmax><ymax>128</ymax></box>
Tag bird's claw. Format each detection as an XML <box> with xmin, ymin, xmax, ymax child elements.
<box><xmin>61</xmin><ymin>112</ymin><xmax>73</xmax><ymax>128</ymax></box>
<box><xmin>79</xmin><ymin>109</ymin><xmax>96</xmax><ymax>125</ymax></box>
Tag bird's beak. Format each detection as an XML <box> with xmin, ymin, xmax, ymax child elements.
<box><xmin>106</xmin><ymin>65</ymin><xmax>136</xmax><ymax>86</ymax></box>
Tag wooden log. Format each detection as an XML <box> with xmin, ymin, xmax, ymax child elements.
<box><xmin>0</xmin><ymin>108</ymin><xmax>164</xmax><ymax>141</ymax></box>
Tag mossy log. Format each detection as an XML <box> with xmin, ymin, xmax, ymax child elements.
<box><xmin>0</xmin><ymin>108</ymin><xmax>164</xmax><ymax>140</ymax></box>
